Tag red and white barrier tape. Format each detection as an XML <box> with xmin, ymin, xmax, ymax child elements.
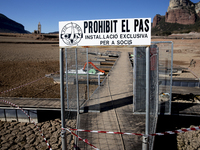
<box><xmin>68</xmin><ymin>128</ymin><xmax>143</xmax><ymax>136</ymax></box>
<box><xmin>0</xmin><ymin>71</ymin><xmax>59</xmax><ymax>95</ymax></box>
<box><xmin>65</xmin><ymin>128</ymin><xmax>99</xmax><ymax>150</ymax></box>
<box><xmin>0</xmin><ymin>76</ymin><xmax>46</xmax><ymax>95</ymax></box>
<box><xmin>65</xmin><ymin>126</ymin><xmax>200</xmax><ymax>136</ymax></box>
<box><xmin>0</xmin><ymin>100</ymin><xmax>52</xmax><ymax>150</ymax></box>
<box><xmin>150</xmin><ymin>127</ymin><xmax>200</xmax><ymax>136</ymax></box>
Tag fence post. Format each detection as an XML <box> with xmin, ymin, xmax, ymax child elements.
<box><xmin>60</xmin><ymin>48</ymin><xmax>67</xmax><ymax>150</ymax></box>
<box><xmin>133</xmin><ymin>47</ymin><xmax>136</xmax><ymax>112</ymax></box>
<box><xmin>75</xmin><ymin>48</ymin><xmax>80</xmax><ymax>114</ymax></box>
<box><xmin>142</xmin><ymin>47</ymin><xmax>150</xmax><ymax>150</ymax></box>
<box><xmin>65</xmin><ymin>48</ymin><xmax>69</xmax><ymax>109</ymax></box>
<box><xmin>87</xmin><ymin>48</ymin><xmax>89</xmax><ymax>100</ymax></box>
<box><xmin>98</xmin><ymin>74</ymin><xmax>100</xmax><ymax>86</ymax></box>
<box><xmin>169</xmin><ymin>42</ymin><xmax>173</xmax><ymax>114</ymax></box>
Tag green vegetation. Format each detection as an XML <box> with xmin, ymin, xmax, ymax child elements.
<box><xmin>152</xmin><ymin>16</ymin><xmax>200</xmax><ymax>36</ymax></box>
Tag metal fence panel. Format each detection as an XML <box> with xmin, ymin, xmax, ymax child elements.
<box><xmin>133</xmin><ymin>43</ymin><xmax>173</xmax><ymax>115</ymax></box>
<box><xmin>62</xmin><ymin>44</ymin><xmax>172</xmax><ymax>149</ymax></box>
<box><xmin>64</xmin><ymin>48</ymin><xmax>101</xmax><ymax>111</ymax></box>
<box><xmin>63</xmin><ymin>48</ymin><xmax>102</xmax><ymax>149</ymax></box>
<box><xmin>154</xmin><ymin>42</ymin><xmax>173</xmax><ymax>115</ymax></box>
<box><xmin>133</xmin><ymin>47</ymin><xmax>146</xmax><ymax>112</ymax></box>
<box><xmin>149</xmin><ymin>45</ymin><xmax>159</xmax><ymax>150</ymax></box>
<box><xmin>133</xmin><ymin>46</ymin><xmax>159</xmax><ymax>150</ymax></box>
<box><xmin>133</xmin><ymin>42</ymin><xmax>173</xmax><ymax>150</ymax></box>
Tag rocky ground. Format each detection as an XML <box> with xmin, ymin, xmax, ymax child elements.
<box><xmin>177</xmin><ymin>125</ymin><xmax>200</xmax><ymax>150</ymax></box>
<box><xmin>0</xmin><ymin>119</ymin><xmax>76</xmax><ymax>150</ymax></box>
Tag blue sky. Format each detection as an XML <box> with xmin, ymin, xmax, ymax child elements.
<box><xmin>0</xmin><ymin>0</ymin><xmax>200</xmax><ymax>33</ymax></box>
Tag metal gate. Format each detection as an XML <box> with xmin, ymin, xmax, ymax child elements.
<box><xmin>133</xmin><ymin>42</ymin><xmax>173</xmax><ymax>150</ymax></box>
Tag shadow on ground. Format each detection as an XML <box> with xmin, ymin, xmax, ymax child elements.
<box><xmin>154</xmin><ymin>115</ymin><xmax>200</xmax><ymax>150</ymax></box>
<box><xmin>81</xmin><ymin>96</ymin><xmax>133</xmax><ymax>113</ymax></box>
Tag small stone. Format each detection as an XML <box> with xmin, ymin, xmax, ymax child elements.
<box><xmin>24</xmin><ymin>130</ymin><xmax>34</xmax><ymax>137</ymax></box>
<box><xmin>18</xmin><ymin>141</ymin><xmax>26</xmax><ymax>147</ymax></box>
<box><xmin>0</xmin><ymin>130</ymin><xmax>7</xmax><ymax>136</ymax></box>
<box><xmin>4</xmin><ymin>122</ymin><xmax>10</xmax><ymax>128</ymax></box>
<box><xmin>28</xmin><ymin>124</ymin><xmax>36</xmax><ymax>129</ymax></box>
<box><xmin>49</xmin><ymin>136</ymin><xmax>58</xmax><ymax>144</ymax></box>
<box><xmin>26</xmin><ymin>134</ymin><xmax>36</xmax><ymax>144</ymax></box>
<box><xmin>10</xmin><ymin>121</ymin><xmax>19</xmax><ymax>127</ymax></box>
<box><xmin>51</xmin><ymin>143</ymin><xmax>60</xmax><ymax>149</ymax></box>
<box><xmin>11</xmin><ymin>129</ymin><xmax>20</xmax><ymax>136</ymax></box>
<box><xmin>28</xmin><ymin>147</ymin><xmax>36</xmax><ymax>150</ymax></box>
<box><xmin>1</xmin><ymin>146</ymin><xmax>10</xmax><ymax>150</ymax></box>
<box><xmin>23</xmin><ymin>127</ymin><xmax>32</xmax><ymax>133</ymax></box>
<box><xmin>33</xmin><ymin>138</ymin><xmax>41</xmax><ymax>146</ymax></box>
<box><xmin>24</xmin><ymin>144</ymin><xmax>30</xmax><ymax>149</ymax></box>
<box><xmin>42</xmin><ymin>122</ymin><xmax>51</xmax><ymax>129</ymax></box>
<box><xmin>14</xmin><ymin>134</ymin><xmax>26</xmax><ymax>143</ymax></box>
<box><xmin>35</xmin><ymin>142</ymin><xmax>47</xmax><ymax>150</ymax></box>
<box><xmin>1</xmin><ymin>140</ymin><xmax>7</xmax><ymax>144</ymax></box>
<box><xmin>6</xmin><ymin>130</ymin><xmax>11</xmax><ymax>134</ymax></box>
<box><xmin>51</xmin><ymin>131</ymin><xmax>59</xmax><ymax>138</ymax></box>
<box><xmin>1</xmin><ymin>142</ymin><xmax>12</xmax><ymax>149</ymax></box>
<box><xmin>4</xmin><ymin>134</ymin><xmax>13</xmax><ymax>140</ymax></box>
<box><xmin>9</xmin><ymin>144</ymin><xmax>20</xmax><ymax>150</ymax></box>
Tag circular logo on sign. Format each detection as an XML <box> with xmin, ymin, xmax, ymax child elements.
<box><xmin>60</xmin><ymin>22</ymin><xmax>83</xmax><ymax>46</ymax></box>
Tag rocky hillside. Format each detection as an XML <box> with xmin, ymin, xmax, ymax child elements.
<box><xmin>152</xmin><ymin>0</ymin><xmax>200</xmax><ymax>35</ymax></box>
<box><xmin>0</xmin><ymin>13</ymin><xmax>29</xmax><ymax>33</ymax></box>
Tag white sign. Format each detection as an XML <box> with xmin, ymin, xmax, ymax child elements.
<box><xmin>59</xmin><ymin>18</ymin><xmax>151</xmax><ymax>48</ymax></box>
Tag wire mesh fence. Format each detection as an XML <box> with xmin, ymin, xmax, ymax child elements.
<box><xmin>63</xmin><ymin>48</ymin><xmax>104</xmax><ymax>149</ymax></box>
<box><xmin>149</xmin><ymin>45</ymin><xmax>159</xmax><ymax>150</ymax></box>
<box><xmin>62</xmin><ymin>43</ymin><xmax>173</xmax><ymax>150</ymax></box>
<box><xmin>133</xmin><ymin>42</ymin><xmax>173</xmax><ymax>150</ymax></box>
<box><xmin>155</xmin><ymin>42</ymin><xmax>173</xmax><ymax>115</ymax></box>
<box><xmin>133</xmin><ymin>46</ymin><xmax>159</xmax><ymax>150</ymax></box>
<box><xmin>75</xmin><ymin>48</ymin><xmax>136</xmax><ymax>150</ymax></box>
<box><xmin>64</xmin><ymin>48</ymin><xmax>101</xmax><ymax>111</ymax></box>
<box><xmin>133</xmin><ymin>47</ymin><xmax>146</xmax><ymax>113</ymax></box>
<box><xmin>133</xmin><ymin>42</ymin><xmax>173</xmax><ymax>115</ymax></box>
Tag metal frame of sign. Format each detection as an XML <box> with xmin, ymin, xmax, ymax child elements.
<box><xmin>59</xmin><ymin>18</ymin><xmax>156</xmax><ymax>150</ymax></box>
<box><xmin>59</xmin><ymin>18</ymin><xmax>151</xmax><ymax>48</ymax></box>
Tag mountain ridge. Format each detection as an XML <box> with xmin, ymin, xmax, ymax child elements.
<box><xmin>0</xmin><ymin>13</ymin><xmax>29</xmax><ymax>33</ymax></box>
<box><xmin>152</xmin><ymin>0</ymin><xmax>200</xmax><ymax>35</ymax></box>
